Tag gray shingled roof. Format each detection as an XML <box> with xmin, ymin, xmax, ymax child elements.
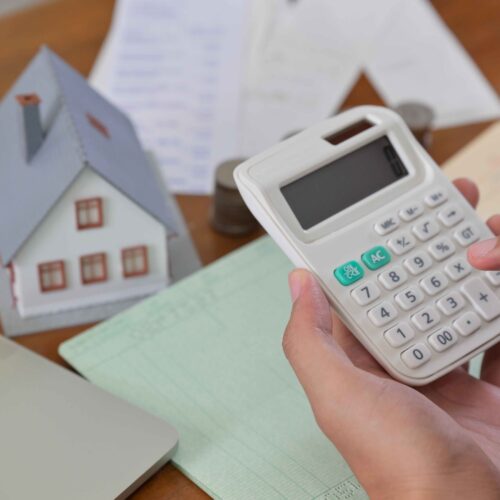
<box><xmin>0</xmin><ymin>46</ymin><xmax>178</xmax><ymax>264</ymax></box>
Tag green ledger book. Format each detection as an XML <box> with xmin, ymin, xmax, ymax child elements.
<box><xmin>60</xmin><ymin>237</ymin><xmax>367</xmax><ymax>500</ymax></box>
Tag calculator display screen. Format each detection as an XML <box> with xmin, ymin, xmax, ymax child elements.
<box><xmin>281</xmin><ymin>136</ymin><xmax>408</xmax><ymax>229</ymax></box>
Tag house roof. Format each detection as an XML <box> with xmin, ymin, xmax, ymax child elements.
<box><xmin>0</xmin><ymin>47</ymin><xmax>178</xmax><ymax>264</ymax></box>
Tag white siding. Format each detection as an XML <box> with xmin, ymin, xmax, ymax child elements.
<box><xmin>12</xmin><ymin>168</ymin><xmax>168</xmax><ymax>318</ymax></box>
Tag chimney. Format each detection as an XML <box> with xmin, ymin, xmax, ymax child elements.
<box><xmin>16</xmin><ymin>93</ymin><xmax>44</xmax><ymax>161</ymax></box>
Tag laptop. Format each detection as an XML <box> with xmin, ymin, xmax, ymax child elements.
<box><xmin>0</xmin><ymin>336</ymin><xmax>178</xmax><ymax>500</ymax></box>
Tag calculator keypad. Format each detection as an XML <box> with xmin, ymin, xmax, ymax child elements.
<box><xmin>401</xmin><ymin>343</ymin><xmax>432</xmax><ymax>368</ymax></box>
<box><xmin>428</xmin><ymin>327</ymin><xmax>458</xmax><ymax>352</ymax></box>
<box><xmin>436</xmin><ymin>291</ymin><xmax>465</xmax><ymax>316</ymax></box>
<box><xmin>486</xmin><ymin>271</ymin><xmax>500</xmax><ymax>287</ymax></box>
<box><xmin>388</xmin><ymin>232</ymin><xmax>417</xmax><ymax>255</ymax></box>
<box><xmin>379</xmin><ymin>266</ymin><xmax>408</xmax><ymax>290</ymax></box>
<box><xmin>413</xmin><ymin>218</ymin><xmax>440</xmax><ymax>241</ymax></box>
<box><xmin>411</xmin><ymin>306</ymin><xmax>441</xmax><ymax>332</ymax></box>
<box><xmin>385</xmin><ymin>322</ymin><xmax>415</xmax><ymax>347</ymax></box>
<box><xmin>454</xmin><ymin>223</ymin><xmax>480</xmax><ymax>247</ymax></box>
<box><xmin>461</xmin><ymin>278</ymin><xmax>500</xmax><ymax>321</ymax></box>
<box><xmin>424</xmin><ymin>189</ymin><xmax>447</xmax><ymax>207</ymax></box>
<box><xmin>351</xmin><ymin>281</ymin><xmax>381</xmax><ymax>306</ymax></box>
<box><xmin>420</xmin><ymin>272</ymin><xmax>448</xmax><ymax>296</ymax></box>
<box><xmin>453</xmin><ymin>312</ymin><xmax>481</xmax><ymax>336</ymax></box>
<box><xmin>404</xmin><ymin>251</ymin><xmax>433</xmax><ymax>275</ymax></box>
<box><xmin>428</xmin><ymin>237</ymin><xmax>456</xmax><ymax>261</ymax></box>
<box><xmin>374</xmin><ymin>215</ymin><xmax>400</xmax><ymax>235</ymax></box>
<box><xmin>368</xmin><ymin>302</ymin><xmax>399</xmax><ymax>326</ymax></box>
<box><xmin>399</xmin><ymin>203</ymin><xmax>424</xmax><ymax>222</ymax></box>
<box><xmin>335</xmin><ymin>186</ymin><xmax>497</xmax><ymax>377</ymax></box>
<box><xmin>395</xmin><ymin>287</ymin><xmax>424</xmax><ymax>311</ymax></box>
<box><xmin>444</xmin><ymin>258</ymin><xmax>471</xmax><ymax>281</ymax></box>
<box><xmin>437</xmin><ymin>204</ymin><xmax>464</xmax><ymax>228</ymax></box>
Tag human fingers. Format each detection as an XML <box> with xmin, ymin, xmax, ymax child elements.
<box><xmin>284</xmin><ymin>270</ymin><xmax>471</xmax><ymax>497</ymax></box>
<box><xmin>473</xmin><ymin>216</ymin><xmax>500</xmax><ymax>384</ymax></box>
<box><xmin>453</xmin><ymin>178</ymin><xmax>479</xmax><ymax>208</ymax></box>
<box><xmin>468</xmin><ymin>215</ymin><xmax>500</xmax><ymax>270</ymax></box>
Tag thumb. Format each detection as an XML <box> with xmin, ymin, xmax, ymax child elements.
<box><xmin>283</xmin><ymin>270</ymin><xmax>372</xmax><ymax>432</ymax></box>
<box><xmin>468</xmin><ymin>236</ymin><xmax>500</xmax><ymax>271</ymax></box>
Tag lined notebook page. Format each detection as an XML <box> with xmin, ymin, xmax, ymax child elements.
<box><xmin>60</xmin><ymin>237</ymin><xmax>367</xmax><ymax>500</ymax></box>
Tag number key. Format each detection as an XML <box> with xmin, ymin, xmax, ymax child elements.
<box><xmin>436</xmin><ymin>291</ymin><xmax>465</xmax><ymax>316</ymax></box>
<box><xmin>420</xmin><ymin>272</ymin><xmax>449</xmax><ymax>296</ymax></box>
<box><xmin>368</xmin><ymin>301</ymin><xmax>399</xmax><ymax>327</ymax></box>
<box><xmin>351</xmin><ymin>281</ymin><xmax>381</xmax><ymax>306</ymax></box>
<box><xmin>428</xmin><ymin>327</ymin><xmax>458</xmax><ymax>352</ymax></box>
<box><xmin>378</xmin><ymin>266</ymin><xmax>408</xmax><ymax>290</ymax></box>
<box><xmin>404</xmin><ymin>251</ymin><xmax>433</xmax><ymax>275</ymax></box>
<box><xmin>385</xmin><ymin>322</ymin><xmax>415</xmax><ymax>347</ymax></box>
<box><xmin>401</xmin><ymin>343</ymin><xmax>432</xmax><ymax>368</ymax></box>
<box><xmin>411</xmin><ymin>306</ymin><xmax>441</xmax><ymax>332</ymax></box>
<box><xmin>395</xmin><ymin>286</ymin><xmax>425</xmax><ymax>311</ymax></box>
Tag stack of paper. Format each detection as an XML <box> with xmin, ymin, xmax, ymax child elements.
<box><xmin>60</xmin><ymin>237</ymin><xmax>368</xmax><ymax>500</ymax></box>
<box><xmin>92</xmin><ymin>0</ymin><xmax>250</xmax><ymax>194</ymax></box>
<box><xmin>92</xmin><ymin>0</ymin><xmax>500</xmax><ymax>194</ymax></box>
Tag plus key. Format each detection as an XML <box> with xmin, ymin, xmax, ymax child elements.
<box><xmin>461</xmin><ymin>277</ymin><xmax>500</xmax><ymax>321</ymax></box>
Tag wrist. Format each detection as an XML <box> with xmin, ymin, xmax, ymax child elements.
<box><xmin>360</xmin><ymin>445</ymin><xmax>500</xmax><ymax>500</ymax></box>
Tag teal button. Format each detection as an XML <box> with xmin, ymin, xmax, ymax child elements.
<box><xmin>334</xmin><ymin>260</ymin><xmax>364</xmax><ymax>286</ymax></box>
<box><xmin>362</xmin><ymin>245</ymin><xmax>391</xmax><ymax>270</ymax></box>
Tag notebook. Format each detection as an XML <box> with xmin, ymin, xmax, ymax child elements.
<box><xmin>60</xmin><ymin>237</ymin><xmax>367</xmax><ymax>500</ymax></box>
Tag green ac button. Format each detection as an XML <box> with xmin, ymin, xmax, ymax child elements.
<box><xmin>362</xmin><ymin>245</ymin><xmax>391</xmax><ymax>270</ymax></box>
<box><xmin>334</xmin><ymin>260</ymin><xmax>364</xmax><ymax>286</ymax></box>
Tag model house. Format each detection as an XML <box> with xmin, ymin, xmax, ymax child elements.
<box><xmin>0</xmin><ymin>47</ymin><xmax>178</xmax><ymax>320</ymax></box>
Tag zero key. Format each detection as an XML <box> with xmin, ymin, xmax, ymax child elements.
<box><xmin>461</xmin><ymin>277</ymin><xmax>500</xmax><ymax>321</ymax></box>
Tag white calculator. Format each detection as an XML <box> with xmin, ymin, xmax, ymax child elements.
<box><xmin>234</xmin><ymin>106</ymin><xmax>500</xmax><ymax>385</ymax></box>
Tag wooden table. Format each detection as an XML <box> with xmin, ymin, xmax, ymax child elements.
<box><xmin>0</xmin><ymin>0</ymin><xmax>498</xmax><ymax>497</ymax></box>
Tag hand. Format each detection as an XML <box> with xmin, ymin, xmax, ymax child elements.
<box><xmin>283</xmin><ymin>179</ymin><xmax>500</xmax><ymax>499</ymax></box>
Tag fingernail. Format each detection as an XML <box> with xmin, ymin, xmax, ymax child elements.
<box><xmin>470</xmin><ymin>238</ymin><xmax>497</xmax><ymax>258</ymax></box>
<box><xmin>289</xmin><ymin>272</ymin><xmax>304</xmax><ymax>302</ymax></box>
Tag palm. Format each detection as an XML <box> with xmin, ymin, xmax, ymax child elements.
<box><xmin>341</xmin><ymin>314</ymin><xmax>500</xmax><ymax>467</ymax></box>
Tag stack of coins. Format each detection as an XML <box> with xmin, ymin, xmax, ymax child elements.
<box><xmin>394</xmin><ymin>102</ymin><xmax>435</xmax><ymax>149</ymax></box>
<box><xmin>211</xmin><ymin>159</ymin><xmax>259</xmax><ymax>236</ymax></box>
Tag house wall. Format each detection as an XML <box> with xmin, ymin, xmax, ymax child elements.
<box><xmin>12</xmin><ymin>168</ymin><xmax>168</xmax><ymax>318</ymax></box>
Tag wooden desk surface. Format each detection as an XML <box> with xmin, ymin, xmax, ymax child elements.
<box><xmin>0</xmin><ymin>0</ymin><xmax>498</xmax><ymax>498</ymax></box>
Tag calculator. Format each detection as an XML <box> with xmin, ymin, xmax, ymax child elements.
<box><xmin>234</xmin><ymin>106</ymin><xmax>500</xmax><ymax>385</ymax></box>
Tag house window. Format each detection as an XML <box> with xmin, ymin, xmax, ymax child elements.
<box><xmin>75</xmin><ymin>198</ymin><xmax>103</xmax><ymax>230</ymax></box>
<box><xmin>122</xmin><ymin>246</ymin><xmax>148</xmax><ymax>278</ymax></box>
<box><xmin>38</xmin><ymin>261</ymin><xmax>66</xmax><ymax>292</ymax></box>
<box><xmin>80</xmin><ymin>253</ymin><xmax>108</xmax><ymax>284</ymax></box>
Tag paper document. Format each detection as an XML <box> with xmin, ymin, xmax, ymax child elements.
<box><xmin>92</xmin><ymin>0</ymin><xmax>500</xmax><ymax>194</ymax></box>
<box><xmin>91</xmin><ymin>0</ymin><xmax>249</xmax><ymax>194</ymax></box>
<box><xmin>60</xmin><ymin>237</ymin><xmax>367</xmax><ymax>500</ymax></box>
<box><xmin>366</xmin><ymin>0</ymin><xmax>500</xmax><ymax>128</ymax></box>
<box><xmin>241</xmin><ymin>0</ymin><xmax>400</xmax><ymax>155</ymax></box>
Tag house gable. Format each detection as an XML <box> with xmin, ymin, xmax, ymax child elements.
<box><xmin>0</xmin><ymin>47</ymin><xmax>178</xmax><ymax>265</ymax></box>
<box><xmin>12</xmin><ymin>168</ymin><xmax>168</xmax><ymax>318</ymax></box>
